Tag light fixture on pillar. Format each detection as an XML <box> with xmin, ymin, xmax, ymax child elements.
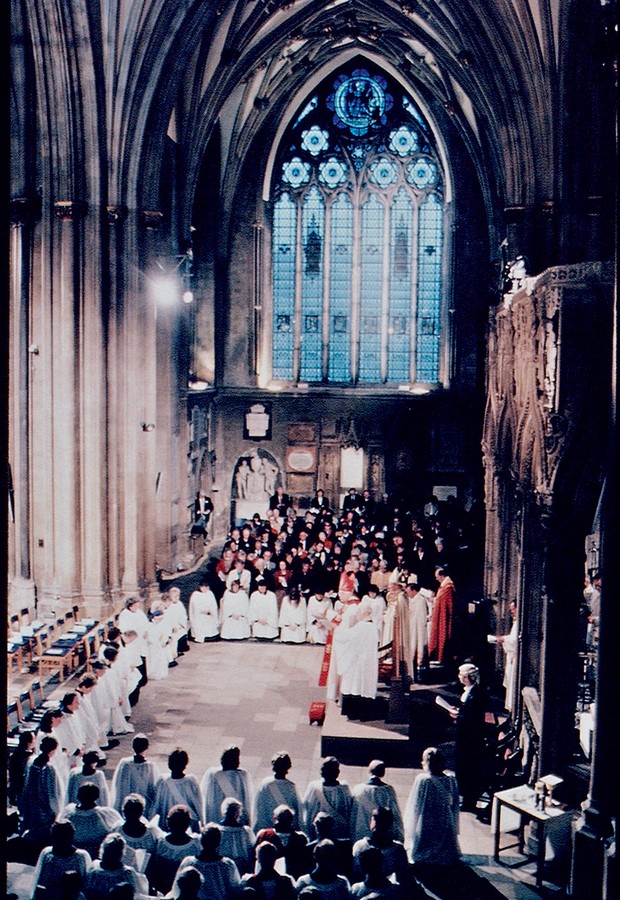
<box><xmin>150</xmin><ymin>237</ymin><xmax>195</xmax><ymax>306</ymax></box>
<box><xmin>140</xmin><ymin>421</ymin><xmax>155</xmax><ymax>432</ymax></box>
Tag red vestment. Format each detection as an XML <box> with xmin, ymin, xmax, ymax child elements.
<box><xmin>428</xmin><ymin>576</ymin><xmax>454</xmax><ymax>664</ymax></box>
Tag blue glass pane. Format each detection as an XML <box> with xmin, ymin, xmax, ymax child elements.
<box><xmin>300</xmin><ymin>186</ymin><xmax>325</xmax><ymax>381</ymax></box>
<box><xmin>416</xmin><ymin>194</ymin><xmax>443</xmax><ymax>381</ymax></box>
<box><xmin>328</xmin><ymin>194</ymin><xmax>353</xmax><ymax>381</ymax></box>
<box><xmin>359</xmin><ymin>195</ymin><xmax>384</xmax><ymax>383</ymax></box>
<box><xmin>272</xmin><ymin>194</ymin><xmax>296</xmax><ymax>378</ymax></box>
<box><xmin>369</xmin><ymin>158</ymin><xmax>398</xmax><ymax>187</ymax></box>
<box><xmin>388</xmin><ymin>189</ymin><xmax>413</xmax><ymax>382</ymax></box>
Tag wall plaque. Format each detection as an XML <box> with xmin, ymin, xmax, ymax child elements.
<box><xmin>288</xmin><ymin>423</ymin><xmax>316</xmax><ymax>443</ymax></box>
<box><xmin>243</xmin><ymin>402</ymin><xmax>272</xmax><ymax>440</ymax></box>
<box><xmin>286</xmin><ymin>446</ymin><xmax>316</xmax><ymax>473</ymax></box>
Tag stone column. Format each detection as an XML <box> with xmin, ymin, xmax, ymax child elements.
<box><xmin>38</xmin><ymin>200</ymin><xmax>89</xmax><ymax>612</ymax></box>
<box><xmin>8</xmin><ymin>197</ymin><xmax>38</xmax><ymax>610</ymax></box>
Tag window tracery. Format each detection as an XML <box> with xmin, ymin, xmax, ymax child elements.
<box><xmin>270</xmin><ymin>63</ymin><xmax>446</xmax><ymax>385</ymax></box>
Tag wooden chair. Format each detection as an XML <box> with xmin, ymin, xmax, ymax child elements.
<box><xmin>38</xmin><ymin>629</ymin><xmax>81</xmax><ymax>684</ymax></box>
<box><xmin>27</xmin><ymin>679</ymin><xmax>46</xmax><ymax>722</ymax></box>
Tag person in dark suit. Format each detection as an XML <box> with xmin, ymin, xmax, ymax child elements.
<box><xmin>269</xmin><ymin>486</ymin><xmax>291</xmax><ymax>517</ymax></box>
<box><xmin>449</xmin><ymin>663</ymin><xmax>488</xmax><ymax>812</ymax></box>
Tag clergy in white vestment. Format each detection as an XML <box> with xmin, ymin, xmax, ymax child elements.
<box><xmin>67</xmin><ymin>750</ymin><xmax>110</xmax><ymax>806</ymax></box>
<box><xmin>35</xmin><ymin>709</ymin><xmax>71</xmax><ymax>801</ymax></box>
<box><xmin>248</xmin><ymin>578</ymin><xmax>279</xmax><ymax>639</ymax></box>
<box><xmin>363</xmin><ymin>585</ymin><xmax>386</xmax><ymax>643</ymax></box>
<box><xmin>325</xmin><ymin>597</ymin><xmax>361</xmax><ymax>702</ymax></box>
<box><xmin>302</xmin><ymin>756</ymin><xmax>356</xmax><ymax>841</ymax></box>
<box><xmin>253</xmin><ymin>751</ymin><xmax>302</xmax><ymax>831</ymax></box>
<box><xmin>306</xmin><ymin>590</ymin><xmax>334</xmax><ymax>645</ymax></box>
<box><xmin>168</xmin><ymin>586</ymin><xmax>190</xmax><ymax>654</ymax></box>
<box><xmin>152</xmin><ymin>748</ymin><xmax>203</xmax><ymax>832</ymax></box>
<box><xmin>219</xmin><ymin>580</ymin><xmax>251</xmax><ymax>640</ymax></box>
<box><xmin>405</xmin><ymin>577</ymin><xmax>431</xmax><ymax>678</ymax></box>
<box><xmin>338</xmin><ymin>600</ymin><xmax>379</xmax><ymax>720</ymax></box>
<box><xmin>218</xmin><ymin>797</ymin><xmax>257</xmax><ymax>876</ymax></box>
<box><xmin>112</xmin><ymin>734</ymin><xmax>162</xmax><ymax>818</ymax></box>
<box><xmin>188</xmin><ymin>581</ymin><xmax>220</xmax><ymax>641</ymax></box>
<box><xmin>496</xmin><ymin>599</ymin><xmax>518</xmax><ymax>712</ymax></box>
<box><xmin>101</xmin><ymin>646</ymin><xmax>135</xmax><ymax>734</ymax></box>
<box><xmin>351</xmin><ymin>760</ymin><xmax>404</xmax><ymax>841</ymax></box>
<box><xmin>403</xmin><ymin>746</ymin><xmax>461</xmax><ymax>865</ymax></box>
<box><xmin>202</xmin><ymin>746</ymin><xmax>254</xmax><ymax>826</ymax></box>
<box><xmin>119</xmin><ymin>597</ymin><xmax>150</xmax><ymax>690</ymax></box>
<box><xmin>55</xmin><ymin>692</ymin><xmax>87</xmax><ymax>762</ymax></box>
<box><xmin>84</xmin><ymin>832</ymin><xmax>149</xmax><ymax>899</ymax></box>
<box><xmin>76</xmin><ymin>674</ymin><xmax>109</xmax><ymax>752</ymax></box>
<box><xmin>145</xmin><ymin>610</ymin><xmax>171</xmax><ymax>679</ymax></box>
<box><xmin>61</xmin><ymin>781</ymin><xmax>124</xmax><ymax>859</ymax></box>
<box><xmin>278</xmin><ymin>589</ymin><xmax>307</xmax><ymax>643</ymax></box>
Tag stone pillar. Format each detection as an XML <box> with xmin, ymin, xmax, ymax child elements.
<box><xmin>105</xmin><ymin>205</ymin><xmax>127</xmax><ymax>603</ymax></box>
<box><xmin>38</xmin><ymin>200</ymin><xmax>89</xmax><ymax>612</ymax></box>
<box><xmin>8</xmin><ymin>197</ymin><xmax>38</xmax><ymax>610</ymax></box>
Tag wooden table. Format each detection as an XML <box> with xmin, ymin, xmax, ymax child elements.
<box><xmin>493</xmin><ymin>785</ymin><xmax>574</xmax><ymax>888</ymax></box>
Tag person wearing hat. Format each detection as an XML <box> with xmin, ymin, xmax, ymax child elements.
<box><xmin>448</xmin><ymin>663</ymin><xmax>487</xmax><ymax>812</ymax></box>
<box><xmin>248</xmin><ymin>576</ymin><xmax>279</xmax><ymax>640</ymax></box>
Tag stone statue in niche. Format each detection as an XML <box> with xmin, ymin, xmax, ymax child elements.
<box><xmin>233</xmin><ymin>450</ymin><xmax>279</xmax><ymax>503</ymax></box>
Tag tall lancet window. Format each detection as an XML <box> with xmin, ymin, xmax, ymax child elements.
<box><xmin>270</xmin><ymin>63</ymin><xmax>447</xmax><ymax>386</ymax></box>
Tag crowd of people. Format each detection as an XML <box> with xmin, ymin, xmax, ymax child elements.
<box><xmin>7</xmin><ymin>487</ymin><xmax>490</xmax><ymax>898</ymax></box>
<box><xmin>9</xmin><ymin>715</ymin><xmax>466</xmax><ymax>899</ymax></box>
<box><xmin>191</xmin><ymin>487</ymin><xmax>484</xmax><ymax>685</ymax></box>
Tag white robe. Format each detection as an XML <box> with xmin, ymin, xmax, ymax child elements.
<box><xmin>339</xmin><ymin>620</ymin><xmax>378</xmax><ymax>700</ymax></box>
<box><xmin>189</xmin><ymin>588</ymin><xmax>220</xmax><ymax>640</ymax></box>
<box><xmin>67</xmin><ymin>768</ymin><xmax>110</xmax><ymax>806</ymax></box>
<box><xmin>146</xmin><ymin>617</ymin><xmax>171</xmax><ymax>679</ymax></box>
<box><xmin>112</xmin><ymin>756</ymin><xmax>162</xmax><ymax>817</ymax></box>
<box><xmin>278</xmin><ymin>594</ymin><xmax>307</xmax><ymax>643</ymax></box>
<box><xmin>306</xmin><ymin>595</ymin><xmax>334</xmax><ymax>645</ymax></box>
<box><xmin>403</xmin><ymin>771</ymin><xmax>461</xmax><ymax>864</ymax></box>
<box><xmin>75</xmin><ymin>692</ymin><xmax>107</xmax><ymax>751</ymax></box>
<box><xmin>253</xmin><ymin>776</ymin><xmax>302</xmax><ymax>831</ymax></box>
<box><xmin>248</xmin><ymin>589</ymin><xmax>279</xmax><ymax>639</ymax></box>
<box><xmin>118</xmin><ymin>607</ymin><xmax>150</xmax><ymax>659</ymax></box>
<box><xmin>408</xmin><ymin>589</ymin><xmax>431</xmax><ymax>666</ymax></box>
<box><xmin>55</xmin><ymin>710</ymin><xmax>86</xmax><ymax>759</ymax></box>
<box><xmin>351</xmin><ymin>780</ymin><xmax>404</xmax><ymax>841</ymax></box>
<box><xmin>302</xmin><ymin>780</ymin><xmax>355</xmax><ymax>840</ymax></box>
<box><xmin>502</xmin><ymin>619</ymin><xmax>518</xmax><ymax>711</ymax></box>
<box><xmin>152</xmin><ymin>773</ymin><xmax>203</xmax><ymax>831</ymax></box>
<box><xmin>201</xmin><ymin>767</ymin><xmax>254</xmax><ymax>826</ymax></box>
<box><xmin>220</xmin><ymin>588</ymin><xmax>251</xmax><ymax>640</ymax></box>
<box><xmin>326</xmin><ymin>602</ymin><xmax>360</xmax><ymax>701</ymax></box>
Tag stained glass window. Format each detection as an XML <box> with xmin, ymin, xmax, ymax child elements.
<box><xmin>270</xmin><ymin>62</ymin><xmax>447</xmax><ymax>386</ymax></box>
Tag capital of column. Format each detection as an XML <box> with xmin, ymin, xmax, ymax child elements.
<box><xmin>107</xmin><ymin>204</ymin><xmax>128</xmax><ymax>224</ymax></box>
<box><xmin>10</xmin><ymin>195</ymin><xmax>42</xmax><ymax>226</ymax></box>
<box><xmin>53</xmin><ymin>199</ymin><xmax>89</xmax><ymax>220</ymax></box>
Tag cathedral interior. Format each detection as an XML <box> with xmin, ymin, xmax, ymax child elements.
<box><xmin>6</xmin><ymin>0</ymin><xmax>618</xmax><ymax>896</ymax></box>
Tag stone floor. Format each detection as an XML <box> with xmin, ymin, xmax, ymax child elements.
<box><xmin>8</xmin><ymin>638</ymin><xmax>572</xmax><ymax>898</ymax></box>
